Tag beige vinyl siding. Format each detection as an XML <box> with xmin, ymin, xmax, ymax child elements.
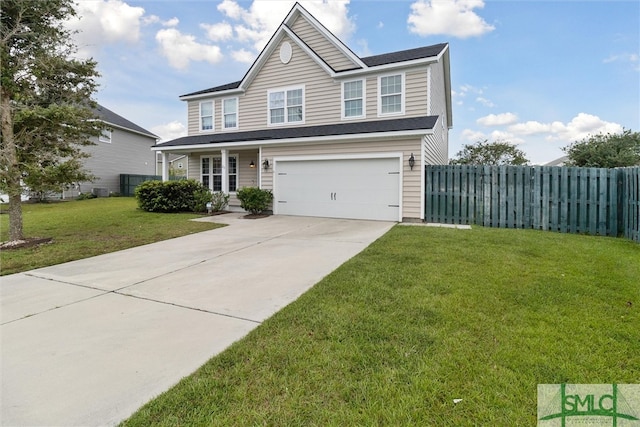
<box><xmin>290</xmin><ymin>15</ymin><xmax>357</xmax><ymax>72</ymax></box>
<box><xmin>423</xmin><ymin>61</ymin><xmax>449</xmax><ymax>164</ymax></box>
<box><xmin>261</xmin><ymin>137</ymin><xmax>423</xmax><ymax>219</ymax></box>
<box><xmin>423</xmin><ymin>125</ymin><xmax>448</xmax><ymax>165</ymax></box>
<box><xmin>185</xmin><ymin>47</ymin><xmax>435</xmax><ymax>133</ymax></box>
<box><xmin>404</xmin><ymin>68</ymin><xmax>429</xmax><ymax>117</ymax></box>
<box><xmin>428</xmin><ymin>61</ymin><xmax>448</xmax><ymax>127</ymax></box>
<box><xmin>239</xmin><ymin>36</ymin><xmax>342</xmax><ymax>130</ymax></box>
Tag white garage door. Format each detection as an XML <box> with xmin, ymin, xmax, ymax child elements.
<box><xmin>274</xmin><ymin>157</ymin><xmax>400</xmax><ymax>221</ymax></box>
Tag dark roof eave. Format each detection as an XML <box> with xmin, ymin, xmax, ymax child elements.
<box><xmin>179</xmin><ymin>42</ymin><xmax>449</xmax><ymax>98</ymax></box>
<box><xmin>154</xmin><ymin>116</ymin><xmax>438</xmax><ymax>150</ymax></box>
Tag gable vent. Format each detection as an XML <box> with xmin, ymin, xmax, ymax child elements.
<box><xmin>280</xmin><ymin>42</ymin><xmax>292</xmax><ymax>64</ymax></box>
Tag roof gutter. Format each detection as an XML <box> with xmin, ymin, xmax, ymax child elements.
<box><xmin>151</xmin><ymin>127</ymin><xmax>434</xmax><ymax>152</ymax></box>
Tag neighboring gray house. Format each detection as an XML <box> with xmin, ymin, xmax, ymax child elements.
<box><xmin>154</xmin><ymin>3</ymin><xmax>452</xmax><ymax>222</ymax></box>
<box><xmin>545</xmin><ymin>156</ymin><xmax>569</xmax><ymax>166</ymax></box>
<box><xmin>155</xmin><ymin>153</ymin><xmax>188</xmax><ymax>177</ymax></box>
<box><xmin>72</xmin><ymin>104</ymin><xmax>158</xmax><ymax>196</ymax></box>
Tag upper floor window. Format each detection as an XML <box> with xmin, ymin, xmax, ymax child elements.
<box><xmin>223</xmin><ymin>98</ymin><xmax>238</xmax><ymax>129</ymax></box>
<box><xmin>200</xmin><ymin>101</ymin><xmax>213</xmax><ymax>132</ymax></box>
<box><xmin>99</xmin><ymin>129</ymin><xmax>112</xmax><ymax>143</ymax></box>
<box><xmin>378</xmin><ymin>74</ymin><xmax>404</xmax><ymax>116</ymax></box>
<box><xmin>268</xmin><ymin>86</ymin><xmax>304</xmax><ymax>125</ymax></box>
<box><xmin>342</xmin><ymin>80</ymin><xmax>364</xmax><ymax>119</ymax></box>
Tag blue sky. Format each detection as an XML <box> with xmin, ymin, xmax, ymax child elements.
<box><xmin>67</xmin><ymin>0</ymin><xmax>639</xmax><ymax>164</ymax></box>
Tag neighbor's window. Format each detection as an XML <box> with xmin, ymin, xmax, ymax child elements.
<box><xmin>268</xmin><ymin>86</ymin><xmax>304</xmax><ymax>125</ymax></box>
<box><xmin>379</xmin><ymin>74</ymin><xmax>404</xmax><ymax>115</ymax></box>
<box><xmin>99</xmin><ymin>129</ymin><xmax>112</xmax><ymax>143</ymax></box>
<box><xmin>200</xmin><ymin>101</ymin><xmax>213</xmax><ymax>131</ymax></box>
<box><xmin>343</xmin><ymin>80</ymin><xmax>364</xmax><ymax>118</ymax></box>
<box><xmin>223</xmin><ymin>98</ymin><xmax>238</xmax><ymax>129</ymax></box>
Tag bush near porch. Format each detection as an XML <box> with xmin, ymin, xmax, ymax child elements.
<box><xmin>135</xmin><ymin>179</ymin><xmax>211</xmax><ymax>213</ymax></box>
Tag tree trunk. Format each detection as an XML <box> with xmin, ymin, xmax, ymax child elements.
<box><xmin>0</xmin><ymin>87</ymin><xmax>25</xmax><ymax>241</ymax></box>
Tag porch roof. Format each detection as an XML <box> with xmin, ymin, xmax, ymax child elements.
<box><xmin>154</xmin><ymin>115</ymin><xmax>438</xmax><ymax>150</ymax></box>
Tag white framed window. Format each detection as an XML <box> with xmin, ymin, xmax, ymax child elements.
<box><xmin>378</xmin><ymin>73</ymin><xmax>404</xmax><ymax>116</ymax></box>
<box><xmin>342</xmin><ymin>79</ymin><xmax>365</xmax><ymax>119</ymax></box>
<box><xmin>222</xmin><ymin>97</ymin><xmax>238</xmax><ymax>130</ymax></box>
<box><xmin>200</xmin><ymin>101</ymin><xmax>214</xmax><ymax>132</ymax></box>
<box><xmin>268</xmin><ymin>86</ymin><xmax>304</xmax><ymax>125</ymax></box>
<box><xmin>200</xmin><ymin>155</ymin><xmax>238</xmax><ymax>192</ymax></box>
<box><xmin>99</xmin><ymin>129</ymin><xmax>112</xmax><ymax>143</ymax></box>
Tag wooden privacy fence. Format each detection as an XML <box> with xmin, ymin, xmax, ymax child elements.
<box><xmin>425</xmin><ymin>165</ymin><xmax>640</xmax><ymax>242</ymax></box>
<box><xmin>119</xmin><ymin>174</ymin><xmax>184</xmax><ymax>196</ymax></box>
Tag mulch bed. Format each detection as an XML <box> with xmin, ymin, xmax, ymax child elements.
<box><xmin>0</xmin><ymin>237</ymin><xmax>53</xmax><ymax>250</ymax></box>
<box><xmin>243</xmin><ymin>213</ymin><xmax>270</xmax><ymax>219</ymax></box>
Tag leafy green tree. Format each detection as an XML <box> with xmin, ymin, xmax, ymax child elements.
<box><xmin>562</xmin><ymin>129</ymin><xmax>640</xmax><ymax>168</ymax></box>
<box><xmin>1</xmin><ymin>0</ymin><xmax>101</xmax><ymax>241</ymax></box>
<box><xmin>450</xmin><ymin>139</ymin><xmax>529</xmax><ymax>165</ymax></box>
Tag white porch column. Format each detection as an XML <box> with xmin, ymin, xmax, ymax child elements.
<box><xmin>161</xmin><ymin>151</ymin><xmax>169</xmax><ymax>181</ymax></box>
<box><xmin>258</xmin><ymin>146</ymin><xmax>262</xmax><ymax>188</ymax></box>
<box><xmin>221</xmin><ymin>148</ymin><xmax>229</xmax><ymax>193</ymax></box>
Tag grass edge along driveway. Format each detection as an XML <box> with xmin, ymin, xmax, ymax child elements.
<box><xmin>0</xmin><ymin>198</ymin><xmax>224</xmax><ymax>275</ymax></box>
<box><xmin>122</xmin><ymin>226</ymin><xmax>639</xmax><ymax>426</ymax></box>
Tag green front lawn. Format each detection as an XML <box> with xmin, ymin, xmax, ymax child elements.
<box><xmin>122</xmin><ymin>226</ymin><xmax>639</xmax><ymax>426</ymax></box>
<box><xmin>0</xmin><ymin>198</ymin><xmax>223</xmax><ymax>275</ymax></box>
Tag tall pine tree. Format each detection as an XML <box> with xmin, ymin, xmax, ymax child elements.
<box><xmin>1</xmin><ymin>0</ymin><xmax>102</xmax><ymax>241</ymax></box>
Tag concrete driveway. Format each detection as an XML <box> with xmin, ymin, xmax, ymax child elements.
<box><xmin>1</xmin><ymin>214</ymin><xmax>393</xmax><ymax>426</ymax></box>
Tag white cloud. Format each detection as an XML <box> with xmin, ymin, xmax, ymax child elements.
<box><xmin>201</xmin><ymin>22</ymin><xmax>234</xmax><ymax>42</ymax></box>
<box><xmin>218</xmin><ymin>0</ymin><xmax>245</xmax><ymax>20</ymax></box>
<box><xmin>477</xmin><ymin>113</ymin><xmax>518</xmax><ymax>126</ymax></box>
<box><xmin>163</xmin><ymin>17</ymin><xmax>180</xmax><ymax>27</ymax></box>
<box><xmin>68</xmin><ymin>0</ymin><xmax>145</xmax><ymax>54</ymax></box>
<box><xmin>408</xmin><ymin>0</ymin><xmax>495</xmax><ymax>39</ymax></box>
<box><xmin>232</xmin><ymin>49</ymin><xmax>256</xmax><ymax>64</ymax></box>
<box><xmin>143</xmin><ymin>15</ymin><xmax>178</xmax><ymax>27</ymax></box>
<box><xmin>355</xmin><ymin>39</ymin><xmax>372</xmax><ymax>57</ymax></box>
<box><xmin>508</xmin><ymin>113</ymin><xmax>623</xmax><ymax>142</ymax></box>
<box><xmin>461</xmin><ymin>129</ymin><xmax>486</xmax><ymax>142</ymax></box>
<box><xmin>156</xmin><ymin>28</ymin><xmax>224</xmax><ymax>70</ymax></box>
<box><xmin>152</xmin><ymin>121</ymin><xmax>187</xmax><ymax>143</ymax></box>
<box><xmin>217</xmin><ymin>0</ymin><xmax>355</xmax><ymax>52</ymax></box>
<box><xmin>476</xmin><ymin>97</ymin><xmax>495</xmax><ymax>107</ymax></box>
<box><xmin>508</xmin><ymin>120</ymin><xmax>553</xmax><ymax>135</ymax></box>
<box><xmin>603</xmin><ymin>53</ymin><xmax>639</xmax><ymax>64</ymax></box>
<box><xmin>603</xmin><ymin>52</ymin><xmax>640</xmax><ymax>71</ymax></box>
<box><xmin>460</xmin><ymin>128</ymin><xmax>523</xmax><ymax>144</ymax></box>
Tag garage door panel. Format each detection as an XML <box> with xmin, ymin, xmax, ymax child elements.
<box><xmin>275</xmin><ymin>157</ymin><xmax>400</xmax><ymax>221</ymax></box>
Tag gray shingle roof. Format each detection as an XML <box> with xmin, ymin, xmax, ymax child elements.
<box><xmin>180</xmin><ymin>42</ymin><xmax>448</xmax><ymax>98</ymax></box>
<box><xmin>94</xmin><ymin>104</ymin><xmax>158</xmax><ymax>138</ymax></box>
<box><xmin>361</xmin><ymin>43</ymin><xmax>448</xmax><ymax>67</ymax></box>
<box><xmin>156</xmin><ymin>116</ymin><xmax>438</xmax><ymax>148</ymax></box>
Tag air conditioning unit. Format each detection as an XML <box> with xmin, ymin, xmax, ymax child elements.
<box><xmin>92</xmin><ymin>187</ymin><xmax>109</xmax><ymax>197</ymax></box>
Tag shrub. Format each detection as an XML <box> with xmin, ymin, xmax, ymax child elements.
<box><xmin>193</xmin><ymin>186</ymin><xmax>213</xmax><ymax>213</ymax></box>
<box><xmin>236</xmin><ymin>187</ymin><xmax>273</xmax><ymax>215</ymax></box>
<box><xmin>135</xmin><ymin>179</ymin><xmax>211</xmax><ymax>213</ymax></box>
<box><xmin>210</xmin><ymin>191</ymin><xmax>230</xmax><ymax>212</ymax></box>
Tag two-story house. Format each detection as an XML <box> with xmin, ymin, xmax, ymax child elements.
<box><xmin>74</xmin><ymin>104</ymin><xmax>158</xmax><ymax>197</ymax></box>
<box><xmin>154</xmin><ymin>3</ymin><xmax>452</xmax><ymax>222</ymax></box>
